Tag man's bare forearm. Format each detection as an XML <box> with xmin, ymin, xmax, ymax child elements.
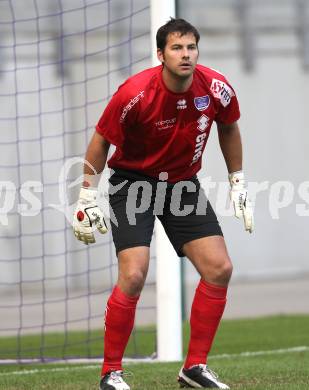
<box><xmin>217</xmin><ymin>121</ymin><xmax>242</xmax><ymax>174</ymax></box>
<box><xmin>83</xmin><ymin>132</ymin><xmax>110</xmax><ymax>187</ymax></box>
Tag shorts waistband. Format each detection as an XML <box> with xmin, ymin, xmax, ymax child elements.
<box><xmin>110</xmin><ymin>168</ymin><xmax>198</xmax><ymax>185</ymax></box>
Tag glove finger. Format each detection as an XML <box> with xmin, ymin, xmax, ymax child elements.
<box><xmin>243</xmin><ymin>202</ymin><xmax>254</xmax><ymax>233</ymax></box>
<box><xmin>233</xmin><ymin>201</ymin><xmax>242</xmax><ymax>219</ymax></box>
<box><xmin>74</xmin><ymin>228</ymin><xmax>84</xmax><ymax>243</ymax></box>
<box><xmin>96</xmin><ymin>216</ymin><xmax>108</xmax><ymax>234</ymax></box>
<box><xmin>74</xmin><ymin>227</ymin><xmax>95</xmax><ymax>244</ymax></box>
<box><xmin>76</xmin><ymin>231</ymin><xmax>89</xmax><ymax>245</ymax></box>
<box><xmin>97</xmin><ymin>225</ymin><xmax>108</xmax><ymax>234</ymax></box>
<box><xmin>84</xmin><ymin>231</ymin><xmax>95</xmax><ymax>244</ymax></box>
<box><xmin>88</xmin><ymin>233</ymin><xmax>95</xmax><ymax>243</ymax></box>
<box><xmin>246</xmin><ymin>215</ymin><xmax>254</xmax><ymax>233</ymax></box>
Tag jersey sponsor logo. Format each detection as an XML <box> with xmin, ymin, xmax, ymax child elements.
<box><xmin>120</xmin><ymin>91</ymin><xmax>145</xmax><ymax>123</ymax></box>
<box><xmin>190</xmin><ymin>131</ymin><xmax>207</xmax><ymax>166</ymax></box>
<box><xmin>194</xmin><ymin>95</ymin><xmax>210</xmax><ymax>111</ymax></box>
<box><xmin>155</xmin><ymin>117</ymin><xmax>176</xmax><ymax>131</ymax></box>
<box><xmin>197</xmin><ymin>114</ymin><xmax>209</xmax><ymax>132</ymax></box>
<box><xmin>210</xmin><ymin>78</ymin><xmax>234</xmax><ymax>107</ymax></box>
<box><xmin>177</xmin><ymin>99</ymin><xmax>187</xmax><ymax>110</ymax></box>
<box><xmin>190</xmin><ymin>115</ymin><xmax>210</xmax><ymax>165</ymax></box>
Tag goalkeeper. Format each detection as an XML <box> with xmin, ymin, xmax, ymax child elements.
<box><xmin>73</xmin><ymin>18</ymin><xmax>253</xmax><ymax>390</ymax></box>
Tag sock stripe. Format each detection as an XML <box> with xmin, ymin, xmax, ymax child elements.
<box><xmin>198</xmin><ymin>279</ymin><xmax>228</xmax><ymax>299</ymax></box>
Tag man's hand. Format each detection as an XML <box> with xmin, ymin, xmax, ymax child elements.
<box><xmin>229</xmin><ymin>171</ymin><xmax>254</xmax><ymax>233</ymax></box>
<box><xmin>73</xmin><ymin>187</ymin><xmax>108</xmax><ymax>244</ymax></box>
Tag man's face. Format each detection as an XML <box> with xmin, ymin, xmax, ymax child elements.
<box><xmin>157</xmin><ymin>32</ymin><xmax>199</xmax><ymax>78</ymax></box>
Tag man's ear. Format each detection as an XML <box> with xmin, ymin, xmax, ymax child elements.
<box><xmin>157</xmin><ymin>48</ymin><xmax>164</xmax><ymax>63</ymax></box>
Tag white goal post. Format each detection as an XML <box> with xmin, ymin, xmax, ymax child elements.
<box><xmin>150</xmin><ymin>0</ymin><xmax>183</xmax><ymax>362</ymax></box>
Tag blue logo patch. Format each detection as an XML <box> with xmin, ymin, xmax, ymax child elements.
<box><xmin>194</xmin><ymin>95</ymin><xmax>210</xmax><ymax>111</ymax></box>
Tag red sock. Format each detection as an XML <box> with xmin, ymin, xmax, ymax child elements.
<box><xmin>184</xmin><ymin>279</ymin><xmax>227</xmax><ymax>369</ymax></box>
<box><xmin>101</xmin><ymin>285</ymin><xmax>139</xmax><ymax>375</ymax></box>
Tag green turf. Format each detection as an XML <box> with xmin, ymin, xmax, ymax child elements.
<box><xmin>0</xmin><ymin>315</ymin><xmax>309</xmax><ymax>389</ymax></box>
<box><xmin>0</xmin><ymin>327</ymin><xmax>156</xmax><ymax>360</ymax></box>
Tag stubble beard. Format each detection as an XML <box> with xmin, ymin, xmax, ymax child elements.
<box><xmin>163</xmin><ymin>62</ymin><xmax>195</xmax><ymax>83</ymax></box>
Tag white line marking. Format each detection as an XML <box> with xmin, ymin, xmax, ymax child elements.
<box><xmin>0</xmin><ymin>364</ymin><xmax>98</xmax><ymax>377</ymax></box>
<box><xmin>0</xmin><ymin>346</ymin><xmax>308</xmax><ymax>377</ymax></box>
<box><xmin>209</xmin><ymin>345</ymin><xmax>309</xmax><ymax>359</ymax></box>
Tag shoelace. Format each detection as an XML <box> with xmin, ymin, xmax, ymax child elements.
<box><xmin>109</xmin><ymin>370</ymin><xmax>133</xmax><ymax>381</ymax></box>
<box><xmin>199</xmin><ymin>364</ymin><xmax>219</xmax><ymax>380</ymax></box>
<box><xmin>109</xmin><ymin>371</ymin><xmax>123</xmax><ymax>383</ymax></box>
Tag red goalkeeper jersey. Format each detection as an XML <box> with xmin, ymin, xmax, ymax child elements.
<box><xmin>96</xmin><ymin>64</ymin><xmax>240</xmax><ymax>182</ymax></box>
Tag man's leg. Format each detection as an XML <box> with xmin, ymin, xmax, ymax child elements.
<box><xmin>102</xmin><ymin>246</ymin><xmax>150</xmax><ymax>376</ymax></box>
<box><xmin>101</xmin><ymin>169</ymin><xmax>155</xmax><ymax>388</ymax></box>
<box><xmin>183</xmin><ymin>235</ymin><xmax>232</xmax><ymax>368</ymax></box>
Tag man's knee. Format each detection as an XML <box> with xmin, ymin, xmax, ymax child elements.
<box><xmin>208</xmin><ymin>256</ymin><xmax>233</xmax><ymax>285</ymax></box>
<box><xmin>218</xmin><ymin>257</ymin><xmax>233</xmax><ymax>282</ymax></box>
<box><xmin>120</xmin><ymin>269</ymin><xmax>146</xmax><ymax>295</ymax></box>
<box><xmin>117</xmin><ymin>247</ymin><xmax>150</xmax><ymax>296</ymax></box>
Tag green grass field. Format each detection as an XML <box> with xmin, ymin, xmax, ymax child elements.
<box><xmin>0</xmin><ymin>315</ymin><xmax>309</xmax><ymax>389</ymax></box>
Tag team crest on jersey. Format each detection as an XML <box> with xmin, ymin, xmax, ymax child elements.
<box><xmin>194</xmin><ymin>95</ymin><xmax>210</xmax><ymax>111</ymax></box>
<box><xmin>177</xmin><ymin>99</ymin><xmax>187</xmax><ymax>110</ymax></box>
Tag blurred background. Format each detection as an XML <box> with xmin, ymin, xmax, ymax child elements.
<box><xmin>0</xmin><ymin>0</ymin><xmax>308</xmax><ymax>361</ymax></box>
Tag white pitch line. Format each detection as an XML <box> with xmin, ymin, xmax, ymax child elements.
<box><xmin>0</xmin><ymin>364</ymin><xmax>99</xmax><ymax>377</ymax></box>
<box><xmin>0</xmin><ymin>346</ymin><xmax>308</xmax><ymax>377</ymax></box>
<box><xmin>208</xmin><ymin>345</ymin><xmax>309</xmax><ymax>360</ymax></box>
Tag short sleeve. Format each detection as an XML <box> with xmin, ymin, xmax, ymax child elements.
<box><xmin>211</xmin><ymin>77</ymin><xmax>241</xmax><ymax>124</ymax></box>
<box><xmin>96</xmin><ymin>86</ymin><xmax>138</xmax><ymax>147</ymax></box>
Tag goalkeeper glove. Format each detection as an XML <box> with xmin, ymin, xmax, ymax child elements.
<box><xmin>229</xmin><ymin>171</ymin><xmax>254</xmax><ymax>233</ymax></box>
<box><xmin>73</xmin><ymin>187</ymin><xmax>108</xmax><ymax>244</ymax></box>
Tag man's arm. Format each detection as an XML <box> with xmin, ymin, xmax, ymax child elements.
<box><xmin>217</xmin><ymin>121</ymin><xmax>254</xmax><ymax>233</ymax></box>
<box><xmin>83</xmin><ymin>132</ymin><xmax>110</xmax><ymax>187</ymax></box>
<box><xmin>216</xmin><ymin>121</ymin><xmax>242</xmax><ymax>173</ymax></box>
<box><xmin>73</xmin><ymin>132</ymin><xmax>110</xmax><ymax>244</ymax></box>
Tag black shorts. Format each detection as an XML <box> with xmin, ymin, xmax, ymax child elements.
<box><xmin>108</xmin><ymin>169</ymin><xmax>223</xmax><ymax>257</ymax></box>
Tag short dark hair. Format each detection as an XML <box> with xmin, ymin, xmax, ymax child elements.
<box><xmin>156</xmin><ymin>18</ymin><xmax>200</xmax><ymax>51</ymax></box>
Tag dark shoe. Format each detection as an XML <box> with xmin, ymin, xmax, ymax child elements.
<box><xmin>178</xmin><ymin>364</ymin><xmax>230</xmax><ymax>389</ymax></box>
<box><xmin>99</xmin><ymin>371</ymin><xmax>130</xmax><ymax>390</ymax></box>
